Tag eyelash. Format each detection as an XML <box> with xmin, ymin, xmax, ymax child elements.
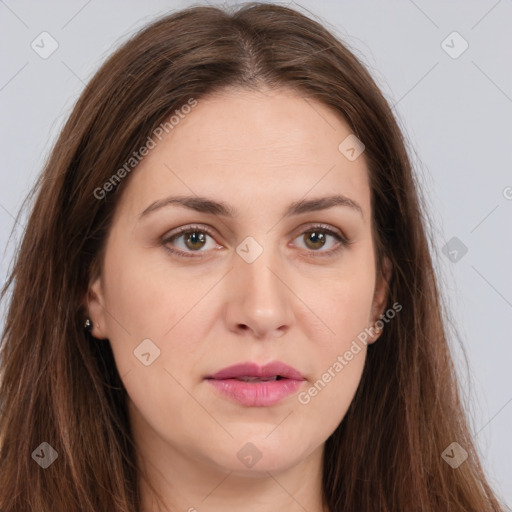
<box><xmin>161</xmin><ymin>223</ymin><xmax>351</xmax><ymax>259</ymax></box>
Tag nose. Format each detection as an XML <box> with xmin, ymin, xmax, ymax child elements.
<box><xmin>223</xmin><ymin>242</ymin><xmax>295</xmax><ymax>340</ymax></box>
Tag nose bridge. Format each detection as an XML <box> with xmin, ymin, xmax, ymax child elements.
<box><xmin>237</xmin><ymin>232</ymin><xmax>285</xmax><ymax>304</ymax></box>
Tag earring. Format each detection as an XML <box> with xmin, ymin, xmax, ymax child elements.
<box><xmin>84</xmin><ymin>318</ymin><xmax>93</xmax><ymax>332</ymax></box>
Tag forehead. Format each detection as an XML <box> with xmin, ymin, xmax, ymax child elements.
<box><xmin>117</xmin><ymin>87</ymin><xmax>371</xmax><ymax>222</ymax></box>
<box><xmin>163</xmin><ymin>87</ymin><xmax>358</xmax><ymax>163</ymax></box>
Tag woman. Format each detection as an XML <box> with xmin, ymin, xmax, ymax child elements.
<box><xmin>0</xmin><ymin>3</ymin><xmax>507</xmax><ymax>511</ymax></box>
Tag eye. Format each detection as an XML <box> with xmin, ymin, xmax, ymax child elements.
<box><xmin>290</xmin><ymin>224</ymin><xmax>350</xmax><ymax>258</ymax></box>
<box><xmin>161</xmin><ymin>223</ymin><xmax>351</xmax><ymax>259</ymax></box>
<box><xmin>161</xmin><ymin>224</ymin><xmax>219</xmax><ymax>258</ymax></box>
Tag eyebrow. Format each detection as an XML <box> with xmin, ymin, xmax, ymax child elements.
<box><xmin>139</xmin><ymin>193</ymin><xmax>363</xmax><ymax>220</ymax></box>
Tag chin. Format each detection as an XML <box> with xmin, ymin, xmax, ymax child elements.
<box><xmin>200</xmin><ymin>434</ymin><xmax>316</xmax><ymax>476</ymax></box>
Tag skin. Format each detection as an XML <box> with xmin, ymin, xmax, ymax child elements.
<box><xmin>86</xmin><ymin>86</ymin><xmax>391</xmax><ymax>512</ymax></box>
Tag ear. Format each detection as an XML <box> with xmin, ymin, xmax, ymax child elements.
<box><xmin>368</xmin><ymin>255</ymin><xmax>392</xmax><ymax>344</ymax></box>
<box><xmin>83</xmin><ymin>275</ymin><xmax>109</xmax><ymax>340</ymax></box>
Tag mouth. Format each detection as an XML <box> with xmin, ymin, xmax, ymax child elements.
<box><xmin>206</xmin><ymin>361</ymin><xmax>305</xmax><ymax>381</ymax></box>
<box><xmin>226</xmin><ymin>375</ymin><xmax>285</xmax><ymax>382</ymax></box>
<box><xmin>205</xmin><ymin>361</ymin><xmax>305</xmax><ymax>407</ymax></box>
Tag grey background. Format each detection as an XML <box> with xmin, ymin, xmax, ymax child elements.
<box><xmin>1</xmin><ymin>0</ymin><xmax>511</xmax><ymax>505</ymax></box>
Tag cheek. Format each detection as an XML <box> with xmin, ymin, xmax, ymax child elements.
<box><xmin>100</xmin><ymin>249</ymin><xmax>206</xmax><ymax>436</ymax></box>
<box><xmin>295</xmin><ymin>258</ymin><xmax>375</xmax><ymax>425</ymax></box>
<box><xmin>306</xmin><ymin>257</ymin><xmax>376</xmax><ymax>352</ymax></box>
<box><xmin>293</xmin><ymin>283</ymin><xmax>373</xmax><ymax>439</ymax></box>
<box><xmin>103</xmin><ymin>236</ymin><xmax>182</xmax><ymax>329</ymax></box>
<box><xmin>101</xmin><ymin>243</ymin><xmax>215</xmax><ymax>379</ymax></box>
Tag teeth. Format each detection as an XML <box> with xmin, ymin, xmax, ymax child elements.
<box><xmin>236</xmin><ymin>376</ymin><xmax>279</xmax><ymax>382</ymax></box>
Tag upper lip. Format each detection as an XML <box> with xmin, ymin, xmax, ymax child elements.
<box><xmin>206</xmin><ymin>361</ymin><xmax>305</xmax><ymax>380</ymax></box>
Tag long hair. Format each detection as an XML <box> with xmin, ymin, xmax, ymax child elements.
<box><xmin>0</xmin><ymin>3</ymin><xmax>506</xmax><ymax>511</ymax></box>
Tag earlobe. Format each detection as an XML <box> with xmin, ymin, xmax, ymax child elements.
<box><xmin>84</xmin><ymin>277</ymin><xmax>109</xmax><ymax>339</ymax></box>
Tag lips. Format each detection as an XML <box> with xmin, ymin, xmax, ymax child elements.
<box><xmin>205</xmin><ymin>361</ymin><xmax>305</xmax><ymax>407</ymax></box>
<box><xmin>206</xmin><ymin>361</ymin><xmax>305</xmax><ymax>381</ymax></box>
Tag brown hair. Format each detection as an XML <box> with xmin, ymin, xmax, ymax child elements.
<box><xmin>0</xmin><ymin>3</ymin><xmax>507</xmax><ymax>511</ymax></box>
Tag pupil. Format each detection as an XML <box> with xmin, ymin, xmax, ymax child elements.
<box><xmin>186</xmin><ymin>231</ymin><xmax>205</xmax><ymax>250</ymax></box>
<box><xmin>307</xmin><ymin>231</ymin><xmax>325</xmax><ymax>249</ymax></box>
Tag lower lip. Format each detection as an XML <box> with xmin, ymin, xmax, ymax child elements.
<box><xmin>206</xmin><ymin>378</ymin><xmax>304</xmax><ymax>406</ymax></box>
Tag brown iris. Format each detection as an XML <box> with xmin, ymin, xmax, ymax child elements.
<box><xmin>183</xmin><ymin>231</ymin><xmax>207</xmax><ymax>250</ymax></box>
<box><xmin>303</xmin><ymin>230</ymin><xmax>327</xmax><ymax>250</ymax></box>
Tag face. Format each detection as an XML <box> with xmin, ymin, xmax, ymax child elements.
<box><xmin>87</xmin><ymin>87</ymin><xmax>390</xmax><ymax>477</ymax></box>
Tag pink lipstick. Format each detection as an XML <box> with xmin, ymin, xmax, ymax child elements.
<box><xmin>205</xmin><ymin>361</ymin><xmax>305</xmax><ymax>407</ymax></box>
